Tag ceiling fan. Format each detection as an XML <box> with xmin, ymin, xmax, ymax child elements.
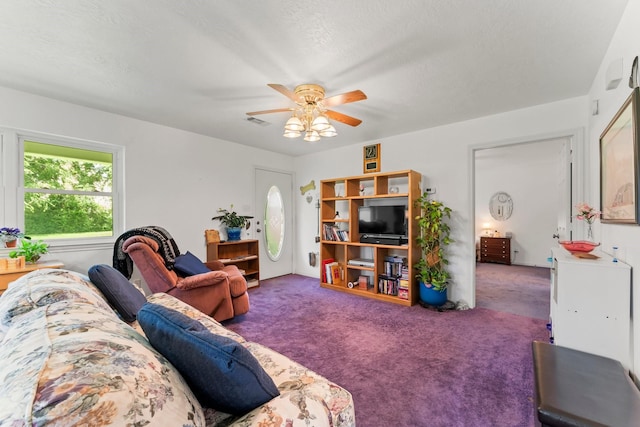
<box><xmin>246</xmin><ymin>83</ymin><xmax>367</xmax><ymax>142</ymax></box>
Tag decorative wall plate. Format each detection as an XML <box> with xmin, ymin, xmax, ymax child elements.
<box><xmin>489</xmin><ymin>191</ymin><xmax>513</xmax><ymax>221</ymax></box>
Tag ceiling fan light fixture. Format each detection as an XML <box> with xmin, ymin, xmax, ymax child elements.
<box><xmin>284</xmin><ymin>116</ymin><xmax>304</xmax><ymax>132</ymax></box>
<box><xmin>310</xmin><ymin>115</ymin><xmax>331</xmax><ymax>131</ymax></box>
<box><xmin>283</xmin><ymin>129</ymin><xmax>301</xmax><ymax>138</ymax></box>
<box><xmin>304</xmin><ymin>130</ymin><xmax>320</xmax><ymax>142</ymax></box>
<box><xmin>319</xmin><ymin>125</ymin><xmax>337</xmax><ymax>137</ymax></box>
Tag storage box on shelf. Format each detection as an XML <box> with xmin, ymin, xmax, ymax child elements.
<box><xmin>319</xmin><ymin>170</ymin><xmax>422</xmax><ymax>306</ymax></box>
<box><xmin>206</xmin><ymin>239</ymin><xmax>260</xmax><ymax>288</ymax></box>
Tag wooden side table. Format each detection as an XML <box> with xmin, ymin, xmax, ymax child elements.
<box><xmin>0</xmin><ymin>261</ymin><xmax>64</xmax><ymax>294</ymax></box>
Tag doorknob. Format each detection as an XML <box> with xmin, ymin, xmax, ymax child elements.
<box><xmin>256</xmin><ymin>228</ymin><xmax>262</xmax><ymax>233</ymax></box>
<box><xmin>552</xmin><ymin>233</ymin><xmax>559</xmax><ymax>239</ymax></box>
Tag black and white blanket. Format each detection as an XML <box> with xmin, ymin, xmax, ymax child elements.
<box><xmin>113</xmin><ymin>226</ymin><xmax>180</xmax><ymax>279</ymax></box>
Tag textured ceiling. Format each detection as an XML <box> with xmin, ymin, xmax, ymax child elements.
<box><xmin>0</xmin><ymin>0</ymin><xmax>630</xmax><ymax>157</ymax></box>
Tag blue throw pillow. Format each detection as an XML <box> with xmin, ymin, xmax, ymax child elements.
<box><xmin>137</xmin><ymin>303</ymin><xmax>279</xmax><ymax>414</ymax></box>
<box><xmin>88</xmin><ymin>264</ymin><xmax>147</xmax><ymax>322</ymax></box>
<box><xmin>173</xmin><ymin>251</ymin><xmax>211</xmax><ymax>276</ymax></box>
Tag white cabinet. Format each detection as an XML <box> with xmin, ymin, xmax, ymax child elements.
<box><xmin>550</xmin><ymin>248</ymin><xmax>632</xmax><ymax>371</ymax></box>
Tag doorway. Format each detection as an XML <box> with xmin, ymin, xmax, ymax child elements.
<box><xmin>470</xmin><ymin>129</ymin><xmax>583</xmax><ymax>309</ymax></box>
<box><xmin>254</xmin><ymin>167</ymin><xmax>294</xmax><ymax>279</ymax></box>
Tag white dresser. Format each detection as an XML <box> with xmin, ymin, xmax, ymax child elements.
<box><xmin>550</xmin><ymin>247</ymin><xmax>632</xmax><ymax>371</ymax></box>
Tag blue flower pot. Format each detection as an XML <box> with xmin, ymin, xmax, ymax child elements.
<box><xmin>419</xmin><ymin>281</ymin><xmax>447</xmax><ymax>306</ymax></box>
<box><xmin>226</xmin><ymin>227</ymin><xmax>242</xmax><ymax>241</ymax></box>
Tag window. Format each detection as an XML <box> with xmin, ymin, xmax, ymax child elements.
<box><xmin>0</xmin><ymin>129</ymin><xmax>123</xmax><ymax>245</ymax></box>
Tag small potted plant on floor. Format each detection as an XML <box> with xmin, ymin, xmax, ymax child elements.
<box><xmin>212</xmin><ymin>205</ymin><xmax>253</xmax><ymax>241</ymax></box>
<box><xmin>9</xmin><ymin>239</ymin><xmax>48</xmax><ymax>263</ymax></box>
<box><xmin>0</xmin><ymin>227</ymin><xmax>30</xmax><ymax>248</ymax></box>
<box><xmin>414</xmin><ymin>193</ymin><xmax>453</xmax><ymax>307</ymax></box>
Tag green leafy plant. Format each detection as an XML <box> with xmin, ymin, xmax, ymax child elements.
<box><xmin>9</xmin><ymin>239</ymin><xmax>49</xmax><ymax>263</ymax></box>
<box><xmin>211</xmin><ymin>205</ymin><xmax>253</xmax><ymax>228</ymax></box>
<box><xmin>414</xmin><ymin>194</ymin><xmax>453</xmax><ymax>292</ymax></box>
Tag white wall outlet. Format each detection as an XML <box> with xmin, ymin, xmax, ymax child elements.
<box><xmin>426</xmin><ymin>187</ymin><xmax>436</xmax><ymax>194</ymax></box>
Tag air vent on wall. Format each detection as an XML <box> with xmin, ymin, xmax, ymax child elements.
<box><xmin>246</xmin><ymin>116</ymin><xmax>270</xmax><ymax>126</ymax></box>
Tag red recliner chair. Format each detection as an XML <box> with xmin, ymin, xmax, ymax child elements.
<box><xmin>122</xmin><ymin>235</ymin><xmax>249</xmax><ymax>322</ymax></box>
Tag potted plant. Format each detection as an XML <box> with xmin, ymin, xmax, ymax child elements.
<box><xmin>0</xmin><ymin>227</ymin><xmax>30</xmax><ymax>248</ymax></box>
<box><xmin>211</xmin><ymin>205</ymin><xmax>253</xmax><ymax>241</ymax></box>
<box><xmin>9</xmin><ymin>239</ymin><xmax>48</xmax><ymax>263</ymax></box>
<box><xmin>414</xmin><ymin>193</ymin><xmax>453</xmax><ymax>306</ymax></box>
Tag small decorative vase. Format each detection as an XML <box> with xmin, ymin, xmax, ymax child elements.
<box><xmin>226</xmin><ymin>227</ymin><xmax>242</xmax><ymax>241</ymax></box>
<box><xmin>3</xmin><ymin>238</ymin><xmax>17</xmax><ymax>248</ymax></box>
<box><xmin>587</xmin><ymin>223</ymin><xmax>593</xmax><ymax>241</ymax></box>
<box><xmin>419</xmin><ymin>282</ymin><xmax>447</xmax><ymax>307</ymax></box>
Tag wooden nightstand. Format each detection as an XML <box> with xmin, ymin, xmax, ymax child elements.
<box><xmin>0</xmin><ymin>261</ymin><xmax>64</xmax><ymax>294</ymax></box>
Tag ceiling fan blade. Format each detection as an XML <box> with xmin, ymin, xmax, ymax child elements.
<box><xmin>325</xmin><ymin>110</ymin><xmax>362</xmax><ymax>127</ymax></box>
<box><xmin>323</xmin><ymin>90</ymin><xmax>367</xmax><ymax>107</ymax></box>
<box><xmin>246</xmin><ymin>108</ymin><xmax>293</xmax><ymax>116</ymax></box>
<box><xmin>267</xmin><ymin>83</ymin><xmax>298</xmax><ymax>101</ymax></box>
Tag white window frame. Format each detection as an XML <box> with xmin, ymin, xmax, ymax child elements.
<box><xmin>0</xmin><ymin>128</ymin><xmax>124</xmax><ymax>253</ymax></box>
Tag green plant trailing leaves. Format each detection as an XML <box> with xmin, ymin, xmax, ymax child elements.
<box><xmin>414</xmin><ymin>194</ymin><xmax>453</xmax><ymax>292</ymax></box>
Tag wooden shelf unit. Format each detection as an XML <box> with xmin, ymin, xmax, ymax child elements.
<box><xmin>206</xmin><ymin>239</ymin><xmax>260</xmax><ymax>287</ymax></box>
<box><xmin>319</xmin><ymin>170</ymin><xmax>422</xmax><ymax>306</ymax></box>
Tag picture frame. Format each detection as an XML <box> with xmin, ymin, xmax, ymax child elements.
<box><xmin>363</xmin><ymin>143</ymin><xmax>380</xmax><ymax>173</ymax></box>
<box><xmin>599</xmin><ymin>87</ymin><xmax>640</xmax><ymax>224</ymax></box>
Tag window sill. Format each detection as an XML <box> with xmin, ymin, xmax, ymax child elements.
<box><xmin>0</xmin><ymin>239</ymin><xmax>114</xmax><ymax>256</ymax></box>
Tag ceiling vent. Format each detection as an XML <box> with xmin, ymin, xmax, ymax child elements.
<box><xmin>246</xmin><ymin>116</ymin><xmax>270</xmax><ymax>126</ymax></box>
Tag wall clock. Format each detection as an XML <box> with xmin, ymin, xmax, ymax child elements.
<box><xmin>363</xmin><ymin>143</ymin><xmax>380</xmax><ymax>173</ymax></box>
<box><xmin>489</xmin><ymin>191</ymin><xmax>513</xmax><ymax>221</ymax></box>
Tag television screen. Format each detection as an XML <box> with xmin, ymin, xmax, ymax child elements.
<box><xmin>358</xmin><ymin>205</ymin><xmax>407</xmax><ymax>236</ymax></box>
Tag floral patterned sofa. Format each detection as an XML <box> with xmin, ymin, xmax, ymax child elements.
<box><xmin>0</xmin><ymin>269</ymin><xmax>355</xmax><ymax>426</ymax></box>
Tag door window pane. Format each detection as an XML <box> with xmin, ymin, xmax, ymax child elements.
<box><xmin>264</xmin><ymin>185</ymin><xmax>285</xmax><ymax>261</ymax></box>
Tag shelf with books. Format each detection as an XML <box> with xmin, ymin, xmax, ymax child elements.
<box><xmin>319</xmin><ymin>170</ymin><xmax>422</xmax><ymax>306</ymax></box>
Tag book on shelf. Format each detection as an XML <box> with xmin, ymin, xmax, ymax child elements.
<box><xmin>322</xmin><ymin>224</ymin><xmax>349</xmax><ymax>242</ymax></box>
<box><xmin>383</xmin><ymin>256</ymin><xmax>406</xmax><ymax>277</ymax></box>
<box><xmin>378</xmin><ymin>274</ymin><xmax>399</xmax><ymax>296</ymax></box>
<box><xmin>398</xmin><ymin>288</ymin><xmax>409</xmax><ymax>300</ymax></box>
<box><xmin>330</xmin><ymin>263</ymin><xmax>344</xmax><ymax>285</ymax></box>
<box><xmin>321</xmin><ymin>258</ymin><xmax>335</xmax><ymax>282</ymax></box>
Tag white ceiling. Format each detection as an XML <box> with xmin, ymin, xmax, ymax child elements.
<box><xmin>0</xmin><ymin>0</ymin><xmax>630</xmax><ymax>157</ymax></box>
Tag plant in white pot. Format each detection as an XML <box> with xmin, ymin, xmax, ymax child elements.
<box><xmin>211</xmin><ymin>205</ymin><xmax>253</xmax><ymax>241</ymax></box>
<box><xmin>414</xmin><ymin>193</ymin><xmax>453</xmax><ymax>306</ymax></box>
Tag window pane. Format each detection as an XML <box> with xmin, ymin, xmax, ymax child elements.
<box><xmin>24</xmin><ymin>142</ymin><xmax>112</xmax><ymax>192</ymax></box>
<box><xmin>24</xmin><ymin>193</ymin><xmax>113</xmax><ymax>239</ymax></box>
<box><xmin>264</xmin><ymin>185</ymin><xmax>285</xmax><ymax>261</ymax></box>
<box><xmin>22</xmin><ymin>139</ymin><xmax>114</xmax><ymax>239</ymax></box>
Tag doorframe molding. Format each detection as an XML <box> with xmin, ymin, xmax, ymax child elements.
<box><xmin>467</xmin><ymin>127</ymin><xmax>585</xmax><ymax>308</ymax></box>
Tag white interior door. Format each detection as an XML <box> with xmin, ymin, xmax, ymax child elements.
<box><xmin>254</xmin><ymin>168</ymin><xmax>293</xmax><ymax>279</ymax></box>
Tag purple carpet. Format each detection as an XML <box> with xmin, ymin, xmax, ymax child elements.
<box><xmin>224</xmin><ymin>275</ymin><xmax>548</xmax><ymax>427</ymax></box>
<box><xmin>476</xmin><ymin>262</ymin><xmax>551</xmax><ymax>320</ymax></box>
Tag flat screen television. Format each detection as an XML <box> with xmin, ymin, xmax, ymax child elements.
<box><xmin>358</xmin><ymin>205</ymin><xmax>407</xmax><ymax>236</ymax></box>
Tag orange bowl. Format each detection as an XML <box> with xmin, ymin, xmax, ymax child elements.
<box><xmin>558</xmin><ymin>240</ymin><xmax>600</xmax><ymax>253</ymax></box>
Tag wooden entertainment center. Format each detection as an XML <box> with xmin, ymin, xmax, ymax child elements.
<box><xmin>319</xmin><ymin>170</ymin><xmax>422</xmax><ymax>306</ymax></box>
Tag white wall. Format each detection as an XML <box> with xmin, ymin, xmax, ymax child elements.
<box><xmin>0</xmin><ymin>86</ymin><xmax>293</xmax><ymax>282</ymax></box>
<box><xmin>294</xmin><ymin>96</ymin><xmax>588</xmax><ymax>305</ymax></box>
<box><xmin>475</xmin><ymin>139</ymin><xmax>565</xmax><ymax>267</ymax></box>
<box><xmin>586</xmin><ymin>0</ymin><xmax>640</xmax><ymax>379</ymax></box>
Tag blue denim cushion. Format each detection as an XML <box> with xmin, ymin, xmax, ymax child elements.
<box><xmin>173</xmin><ymin>251</ymin><xmax>211</xmax><ymax>276</ymax></box>
<box><xmin>137</xmin><ymin>302</ymin><xmax>279</xmax><ymax>414</ymax></box>
<box><xmin>88</xmin><ymin>264</ymin><xmax>146</xmax><ymax>322</ymax></box>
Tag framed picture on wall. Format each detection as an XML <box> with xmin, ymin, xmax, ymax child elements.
<box><xmin>363</xmin><ymin>143</ymin><xmax>380</xmax><ymax>173</ymax></box>
<box><xmin>599</xmin><ymin>87</ymin><xmax>640</xmax><ymax>224</ymax></box>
